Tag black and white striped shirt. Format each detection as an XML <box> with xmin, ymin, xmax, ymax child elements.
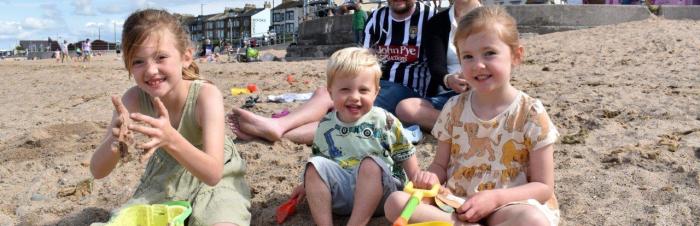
<box><xmin>363</xmin><ymin>2</ymin><xmax>435</xmax><ymax>97</ymax></box>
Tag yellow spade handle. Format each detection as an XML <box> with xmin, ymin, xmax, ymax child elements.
<box><xmin>403</xmin><ymin>182</ymin><xmax>440</xmax><ymax>199</ymax></box>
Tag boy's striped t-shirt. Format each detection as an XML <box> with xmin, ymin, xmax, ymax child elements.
<box><xmin>363</xmin><ymin>2</ymin><xmax>435</xmax><ymax>96</ymax></box>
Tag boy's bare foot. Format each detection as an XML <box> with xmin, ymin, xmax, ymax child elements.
<box><xmin>229</xmin><ymin>107</ymin><xmax>284</xmax><ymax>142</ymax></box>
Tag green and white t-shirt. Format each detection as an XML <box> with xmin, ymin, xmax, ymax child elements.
<box><xmin>311</xmin><ymin>107</ymin><xmax>416</xmax><ymax>183</ymax></box>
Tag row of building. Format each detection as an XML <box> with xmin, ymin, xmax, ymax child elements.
<box><xmin>181</xmin><ymin>0</ymin><xmax>344</xmax><ymax>47</ymax></box>
<box><xmin>16</xmin><ymin>0</ymin><xmax>345</xmax><ymax>53</ymax></box>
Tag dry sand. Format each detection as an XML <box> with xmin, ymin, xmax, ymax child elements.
<box><xmin>0</xmin><ymin>18</ymin><xmax>698</xmax><ymax>226</ymax></box>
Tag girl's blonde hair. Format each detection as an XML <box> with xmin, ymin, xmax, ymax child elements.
<box><xmin>326</xmin><ymin>47</ymin><xmax>382</xmax><ymax>89</ymax></box>
<box><xmin>453</xmin><ymin>6</ymin><xmax>523</xmax><ymax>61</ymax></box>
<box><xmin>122</xmin><ymin>9</ymin><xmax>201</xmax><ymax>80</ymax></box>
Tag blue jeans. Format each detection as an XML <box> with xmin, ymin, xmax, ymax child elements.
<box><xmin>354</xmin><ymin>29</ymin><xmax>364</xmax><ymax>45</ymax></box>
<box><xmin>374</xmin><ymin>81</ymin><xmax>457</xmax><ymax>114</ymax></box>
<box><xmin>374</xmin><ymin>80</ymin><xmax>421</xmax><ymax>115</ymax></box>
<box><xmin>429</xmin><ymin>91</ymin><xmax>458</xmax><ymax>110</ymax></box>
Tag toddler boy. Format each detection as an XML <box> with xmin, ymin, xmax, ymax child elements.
<box><xmin>292</xmin><ymin>47</ymin><xmax>420</xmax><ymax>226</ymax></box>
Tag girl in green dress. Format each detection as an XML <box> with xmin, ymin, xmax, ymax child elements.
<box><xmin>90</xmin><ymin>9</ymin><xmax>251</xmax><ymax>226</ymax></box>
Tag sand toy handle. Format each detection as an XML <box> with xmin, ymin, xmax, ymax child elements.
<box><xmin>392</xmin><ymin>182</ymin><xmax>440</xmax><ymax>226</ymax></box>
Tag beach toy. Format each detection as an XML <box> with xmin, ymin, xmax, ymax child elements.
<box><xmin>231</xmin><ymin>87</ymin><xmax>251</xmax><ymax>96</ymax></box>
<box><xmin>107</xmin><ymin>201</ymin><xmax>191</xmax><ymax>226</ymax></box>
<box><xmin>393</xmin><ymin>182</ymin><xmax>441</xmax><ymax>226</ymax></box>
<box><xmin>286</xmin><ymin>74</ymin><xmax>295</xmax><ymax>84</ymax></box>
<box><xmin>276</xmin><ymin>195</ymin><xmax>300</xmax><ymax>224</ymax></box>
<box><xmin>271</xmin><ymin>108</ymin><xmax>290</xmax><ymax>118</ymax></box>
<box><xmin>247</xmin><ymin>83</ymin><xmax>258</xmax><ymax>93</ymax></box>
<box><xmin>435</xmin><ymin>193</ymin><xmax>465</xmax><ymax>210</ymax></box>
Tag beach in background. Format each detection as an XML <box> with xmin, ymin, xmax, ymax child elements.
<box><xmin>0</xmin><ymin>18</ymin><xmax>698</xmax><ymax>225</ymax></box>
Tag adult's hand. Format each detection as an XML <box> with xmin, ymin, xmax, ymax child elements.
<box><xmin>445</xmin><ymin>73</ymin><xmax>470</xmax><ymax>93</ymax></box>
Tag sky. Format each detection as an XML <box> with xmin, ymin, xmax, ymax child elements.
<box><xmin>0</xmin><ymin>0</ymin><xmax>279</xmax><ymax>51</ymax></box>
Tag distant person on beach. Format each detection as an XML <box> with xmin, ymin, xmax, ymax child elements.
<box><xmin>76</xmin><ymin>47</ymin><xmax>82</xmax><ymax>59</ymax></box>
<box><xmin>384</xmin><ymin>7</ymin><xmax>561</xmax><ymax>226</ymax></box>
<box><xmin>59</xmin><ymin>40</ymin><xmax>71</xmax><ymax>63</ymax></box>
<box><xmin>351</xmin><ymin>2</ymin><xmax>367</xmax><ymax>44</ymax></box>
<box><xmin>201</xmin><ymin>38</ymin><xmax>213</xmax><ymax>62</ymax></box>
<box><xmin>226</xmin><ymin>0</ymin><xmax>435</xmax><ymax>145</ymax></box>
<box><xmin>82</xmin><ymin>38</ymin><xmax>92</xmax><ymax>62</ymax></box>
<box><xmin>288</xmin><ymin>47</ymin><xmax>420</xmax><ymax>225</ymax></box>
<box><xmin>89</xmin><ymin>9</ymin><xmax>250</xmax><ymax>226</ymax></box>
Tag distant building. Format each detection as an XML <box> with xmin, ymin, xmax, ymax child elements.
<box><xmin>19</xmin><ymin>40</ymin><xmax>53</xmax><ymax>52</ymax></box>
<box><xmin>271</xmin><ymin>0</ymin><xmax>344</xmax><ymax>41</ymax></box>
<box><xmin>186</xmin><ymin>3</ymin><xmax>271</xmax><ymax>46</ymax></box>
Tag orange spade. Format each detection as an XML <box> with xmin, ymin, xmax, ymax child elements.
<box><xmin>276</xmin><ymin>195</ymin><xmax>299</xmax><ymax>224</ymax></box>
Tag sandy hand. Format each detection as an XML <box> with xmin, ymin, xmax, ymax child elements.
<box><xmin>110</xmin><ymin>96</ymin><xmax>140</xmax><ymax>161</ymax></box>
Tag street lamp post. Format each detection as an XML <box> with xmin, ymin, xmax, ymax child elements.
<box><xmin>229</xmin><ymin>18</ymin><xmax>232</xmax><ymax>47</ymax></box>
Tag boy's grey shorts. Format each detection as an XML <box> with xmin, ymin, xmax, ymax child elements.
<box><xmin>303</xmin><ymin>156</ymin><xmax>404</xmax><ymax>216</ymax></box>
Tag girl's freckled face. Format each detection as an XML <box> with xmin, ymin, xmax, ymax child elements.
<box><xmin>129</xmin><ymin>30</ymin><xmax>189</xmax><ymax>98</ymax></box>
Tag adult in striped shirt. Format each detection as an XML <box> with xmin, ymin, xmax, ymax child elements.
<box><xmin>227</xmin><ymin>0</ymin><xmax>438</xmax><ymax>145</ymax></box>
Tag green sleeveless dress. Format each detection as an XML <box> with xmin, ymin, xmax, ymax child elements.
<box><xmin>126</xmin><ymin>80</ymin><xmax>251</xmax><ymax>225</ymax></box>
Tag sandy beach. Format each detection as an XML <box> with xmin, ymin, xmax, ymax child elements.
<box><xmin>0</xmin><ymin>17</ymin><xmax>698</xmax><ymax>225</ymax></box>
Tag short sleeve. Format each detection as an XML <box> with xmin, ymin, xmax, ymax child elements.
<box><xmin>431</xmin><ymin>94</ymin><xmax>463</xmax><ymax>141</ymax></box>
<box><xmin>386</xmin><ymin>113</ymin><xmax>416</xmax><ymax>163</ymax></box>
<box><xmin>524</xmin><ymin>100</ymin><xmax>559</xmax><ymax>151</ymax></box>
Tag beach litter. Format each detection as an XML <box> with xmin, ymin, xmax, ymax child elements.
<box><xmin>267</xmin><ymin>92</ymin><xmax>312</xmax><ymax>103</ymax></box>
<box><xmin>242</xmin><ymin>95</ymin><xmax>259</xmax><ymax>108</ymax></box>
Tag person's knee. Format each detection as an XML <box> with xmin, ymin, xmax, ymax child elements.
<box><xmin>395</xmin><ymin>99</ymin><xmax>421</xmax><ymax>122</ymax></box>
<box><xmin>358</xmin><ymin>158</ymin><xmax>381</xmax><ymax>178</ymax></box>
<box><xmin>383</xmin><ymin>191</ymin><xmax>410</xmax><ymax>221</ymax></box>
<box><xmin>514</xmin><ymin>208</ymin><xmax>550</xmax><ymax>226</ymax></box>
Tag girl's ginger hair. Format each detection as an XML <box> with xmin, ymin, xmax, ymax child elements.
<box><xmin>453</xmin><ymin>6</ymin><xmax>523</xmax><ymax>62</ymax></box>
<box><xmin>326</xmin><ymin>47</ymin><xmax>382</xmax><ymax>89</ymax></box>
<box><xmin>122</xmin><ymin>9</ymin><xmax>201</xmax><ymax>80</ymax></box>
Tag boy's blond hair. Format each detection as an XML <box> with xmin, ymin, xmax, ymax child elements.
<box><xmin>326</xmin><ymin>47</ymin><xmax>382</xmax><ymax>89</ymax></box>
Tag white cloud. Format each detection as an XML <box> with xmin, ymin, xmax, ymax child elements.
<box><xmin>0</xmin><ymin>21</ymin><xmax>22</xmax><ymax>35</ymax></box>
<box><xmin>110</xmin><ymin>20</ymin><xmax>124</xmax><ymax>27</ymax></box>
<box><xmin>72</xmin><ymin>0</ymin><xmax>96</xmax><ymax>16</ymax></box>
<box><xmin>85</xmin><ymin>22</ymin><xmax>104</xmax><ymax>28</ymax></box>
<box><xmin>98</xmin><ymin>4</ymin><xmax>126</xmax><ymax>14</ymax></box>
<box><xmin>41</xmin><ymin>3</ymin><xmax>62</xmax><ymax>18</ymax></box>
<box><xmin>22</xmin><ymin>17</ymin><xmax>55</xmax><ymax>30</ymax></box>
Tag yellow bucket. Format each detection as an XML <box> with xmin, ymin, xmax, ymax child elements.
<box><xmin>107</xmin><ymin>201</ymin><xmax>191</xmax><ymax>226</ymax></box>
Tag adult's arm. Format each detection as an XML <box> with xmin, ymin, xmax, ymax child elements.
<box><xmin>423</xmin><ymin>12</ymin><xmax>449</xmax><ymax>97</ymax></box>
<box><xmin>363</xmin><ymin>8</ymin><xmax>381</xmax><ymax>48</ymax></box>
